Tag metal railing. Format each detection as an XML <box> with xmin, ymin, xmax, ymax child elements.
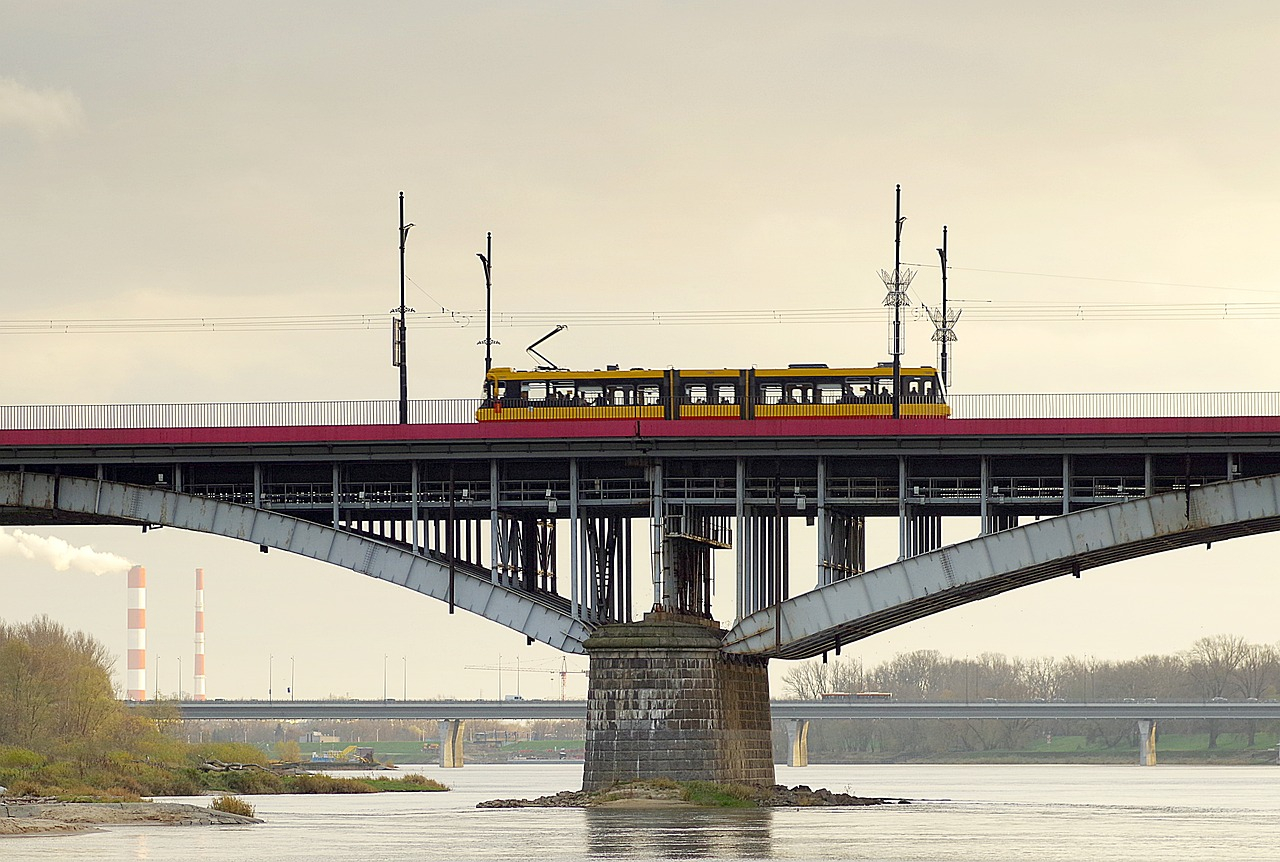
<box><xmin>1</xmin><ymin>391</ymin><xmax>1279</xmax><ymax>431</ymax></box>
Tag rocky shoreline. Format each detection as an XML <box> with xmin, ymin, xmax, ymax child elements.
<box><xmin>479</xmin><ymin>782</ymin><xmax>910</xmax><ymax>809</ymax></box>
<box><xmin>0</xmin><ymin>801</ymin><xmax>261</xmax><ymax>837</ymax></box>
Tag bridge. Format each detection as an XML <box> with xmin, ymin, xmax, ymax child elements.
<box><xmin>7</xmin><ymin>392</ymin><xmax>1280</xmax><ymax>786</ymax></box>
<box><xmin>158</xmin><ymin>697</ymin><xmax>1280</xmax><ymax>769</ymax></box>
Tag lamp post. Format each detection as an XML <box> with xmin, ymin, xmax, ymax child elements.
<box><xmin>383</xmin><ymin>654</ymin><xmax>388</xmax><ymax>702</ymax></box>
<box><xmin>476</xmin><ymin>233</ymin><xmax>496</xmax><ymax>400</ymax></box>
<box><xmin>402</xmin><ymin>656</ymin><xmax>408</xmax><ymax>701</ymax></box>
<box><xmin>394</xmin><ymin>192</ymin><xmax>415</xmax><ymax>424</ymax></box>
<box><xmin>268</xmin><ymin>654</ymin><xmax>273</xmax><ymax>704</ymax></box>
<box><xmin>177</xmin><ymin>655</ymin><xmax>182</xmax><ymax>700</ymax></box>
<box><xmin>290</xmin><ymin>656</ymin><xmax>295</xmax><ymax>701</ymax></box>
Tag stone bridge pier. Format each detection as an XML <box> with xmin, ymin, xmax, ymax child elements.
<box><xmin>581</xmin><ymin>611</ymin><xmax>775</xmax><ymax>792</ymax></box>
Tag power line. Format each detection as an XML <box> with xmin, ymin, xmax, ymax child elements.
<box><xmin>4</xmin><ymin>301</ymin><xmax>1280</xmax><ymax>336</ymax></box>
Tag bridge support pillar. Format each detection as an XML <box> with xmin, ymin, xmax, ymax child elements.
<box><xmin>785</xmin><ymin>719</ymin><xmax>810</xmax><ymax>767</ymax></box>
<box><xmin>582</xmin><ymin>612</ymin><xmax>774</xmax><ymax>792</ymax></box>
<box><xmin>1137</xmin><ymin>719</ymin><xmax>1156</xmax><ymax>767</ymax></box>
<box><xmin>437</xmin><ymin>719</ymin><xmax>465</xmax><ymax>768</ymax></box>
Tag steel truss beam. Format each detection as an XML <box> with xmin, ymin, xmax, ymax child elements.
<box><xmin>0</xmin><ymin>472</ymin><xmax>592</xmax><ymax>653</ymax></box>
<box><xmin>726</xmin><ymin>474</ymin><xmax>1280</xmax><ymax>659</ymax></box>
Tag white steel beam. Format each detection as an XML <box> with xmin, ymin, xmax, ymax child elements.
<box><xmin>0</xmin><ymin>472</ymin><xmax>593</xmax><ymax>654</ymax></box>
<box><xmin>725</xmin><ymin>474</ymin><xmax>1280</xmax><ymax>659</ymax></box>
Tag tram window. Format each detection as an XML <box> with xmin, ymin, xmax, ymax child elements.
<box><xmin>785</xmin><ymin>383</ymin><xmax>813</xmax><ymax>404</ymax></box>
<box><xmin>760</xmin><ymin>383</ymin><xmax>783</xmax><ymax>405</ymax></box>
<box><xmin>684</xmin><ymin>383</ymin><xmax>708</xmax><ymax>404</ymax></box>
<box><xmin>875</xmin><ymin>378</ymin><xmax>892</xmax><ymax>397</ymax></box>
<box><xmin>639</xmin><ymin>385</ymin><xmax>660</xmax><ymax>405</ymax></box>
<box><xmin>493</xmin><ymin>382</ymin><xmax>507</xmax><ymax>398</ymax></box>
<box><xmin>846</xmin><ymin>379</ymin><xmax>870</xmax><ymax>401</ymax></box>
<box><xmin>522</xmin><ymin>381</ymin><xmax>547</xmax><ymax>401</ymax></box>
<box><xmin>817</xmin><ymin>383</ymin><xmax>842</xmax><ymax>404</ymax></box>
<box><xmin>715</xmin><ymin>384</ymin><xmax>737</xmax><ymax>404</ymax></box>
<box><xmin>607</xmin><ymin>385</ymin><xmax>633</xmax><ymax>405</ymax></box>
<box><xmin>579</xmin><ymin>384</ymin><xmax>603</xmax><ymax>405</ymax></box>
<box><xmin>552</xmin><ymin>381</ymin><xmax>576</xmax><ymax>401</ymax></box>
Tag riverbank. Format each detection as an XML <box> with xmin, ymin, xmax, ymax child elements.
<box><xmin>0</xmin><ymin>801</ymin><xmax>261</xmax><ymax>837</ymax></box>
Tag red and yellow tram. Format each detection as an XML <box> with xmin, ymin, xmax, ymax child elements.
<box><xmin>475</xmin><ymin>363</ymin><xmax>948</xmax><ymax>421</ymax></box>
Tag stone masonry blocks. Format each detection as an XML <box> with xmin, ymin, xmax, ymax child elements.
<box><xmin>582</xmin><ymin>613</ymin><xmax>775</xmax><ymax>791</ymax></box>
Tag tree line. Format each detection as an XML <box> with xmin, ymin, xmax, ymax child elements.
<box><xmin>779</xmin><ymin>634</ymin><xmax>1280</xmax><ymax>756</ymax></box>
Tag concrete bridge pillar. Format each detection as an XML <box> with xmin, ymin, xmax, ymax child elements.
<box><xmin>582</xmin><ymin>612</ymin><xmax>774</xmax><ymax>792</ymax></box>
<box><xmin>1137</xmin><ymin>719</ymin><xmax>1157</xmax><ymax>766</ymax></box>
<box><xmin>437</xmin><ymin>719</ymin><xmax>465</xmax><ymax>768</ymax></box>
<box><xmin>785</xmin><ymin>718</ymin><xmax>810</xmax><ymax>767</ymax></box>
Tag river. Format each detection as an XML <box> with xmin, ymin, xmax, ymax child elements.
<box><xmin>6</xmin><ymin>763</ymin><xmax>1277</xmax><ymax>861</ymax></box>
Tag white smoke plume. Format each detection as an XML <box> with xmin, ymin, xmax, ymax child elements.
<box><xmin>0</xmin><ymin>528</ymin><xmax>132</xmax><ymax>575</ymax></box>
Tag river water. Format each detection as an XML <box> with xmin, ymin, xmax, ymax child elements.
<box><xmin>6</xmin><ymin>763</ymin><xmax>1277</xmax><ymax>861</ymax></box>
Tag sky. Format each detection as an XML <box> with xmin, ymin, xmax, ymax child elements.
<box><xmin>2</xmin><ymin>2</ymin><xmax>1279</xmax><ymax>701</ymax></box>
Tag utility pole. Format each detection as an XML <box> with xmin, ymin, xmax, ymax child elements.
<box><xmin>394</xmin><ymin>192</ymin><xmax>415</xmax><ymax>424</ymax></box>
<box><xmin>928</xmin><ymin>225</ymin><xmax>961</xmax><ymax>392</ymax></box>
<box><xmin>476</xmin><ymin>233</ymin><xmax>498</xmax><ymax>400</ymax></box>
<box><xmin>879</xmin><ymin>186</ymin><xmax>913</xmax><ymax>418</ymax></box>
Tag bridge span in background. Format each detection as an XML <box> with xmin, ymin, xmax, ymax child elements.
<box><xmin>158</xmin><ymin>698</ymin><xmax>1280</xmax><ymax>723</ymax></box>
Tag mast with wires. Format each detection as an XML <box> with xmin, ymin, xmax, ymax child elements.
<box><xmin>878</xmin><ymin>185</ymin><xmax>914</xmax><ymax>418</ymax></box>
<box><xmin>926</xmin><ymin>225</ymin><xmax>961</xmax><ymax>391</ymax></box>
<box><xmin>392</xmin><ymin>192</ymin><xmax>415</xmax><ymax>424</ymax></box>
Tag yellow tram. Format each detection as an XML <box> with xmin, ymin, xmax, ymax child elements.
<box><xmin>475</xmin><ymin>363</ymin><xmax>949</xmax><ymax>421</ymax></box>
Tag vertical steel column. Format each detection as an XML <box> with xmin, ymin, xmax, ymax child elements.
<box><xmin>174</xmin><ymin>465</ymin><xmax>183</xmax><ymax>493</ymax></box>
<box><xmin>816</xmin><ymin>456</ymin><xmax>829</xmax><ymax>587</ymax></box>
<box><xmin>1144</xmin><ymin>454</ymin><xmax>1154</xmax><ymax>497</ymax></box>
<box><xmin>1062</xmin><ymin>454</ymin><xmax>1071</xmax><ymax>516</ymax></box>
<box><xmin>331</xmin><ymin>463</ymin><xmax>340</xmax><ymax>528</ymax></box>
<box><xmin>650</xmin><ymin>460</ymin><xmax>664</xmax><ymax>609</ymax></box>
<box><xmin>411</xmin><ymin>461</ymin><xmax>420</xmax><ymax>553</ymax></box>
<box><xmin>570</xmin><ymin>458</ymin><xmax>581</xmax><ymax>620</ymax></box>
<box><xmin>489</xmin><ymin>460</ymin><xmax>500</xmax><ymax>583</ymax></box>
<box><xmin>979</xmin><ymin>456</ymin><xmax>990</xmax><ymax>535</ymax></box>
<box><xmin>735</xmin><ymin>457</ymin><xmax>746</xmax><ymax>621</ymax></box>
<box><xmin>898</xmin><ymin>455</ymin><xmax>908</xmax><ymax>560</ymax></box>
<box><xmin>253</xmin><ymin>463</ymin><xmax>262</xmax><ymax>510</ymax></box>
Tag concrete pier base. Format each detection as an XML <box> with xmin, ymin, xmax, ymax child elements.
<box><xmin>438</xmin><ymin>719</ymin><xmax>465</xmax><ymax>768</ymax></box>
<box><xmin>785</xmin><ymin>719</ymin><xmax>810</xmax><ymax>767</ymax></box>
<box><xmin>1137</xmin><ymin>719</ymin><xmax>1156</xmax><ymax>766</ymax></box>
<box><xmin>582</xmin><ymin>612</ymin><xmax>775</xmax><ymax>791</ymax></box>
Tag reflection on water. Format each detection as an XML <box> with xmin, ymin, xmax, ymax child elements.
<box><xmin>584</xmin><ymin>808</ymin><xmax>774</xmax><ymax>859</ymax></box>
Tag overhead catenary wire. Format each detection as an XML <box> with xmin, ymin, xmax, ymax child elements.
<box><xmin>4</xmin><ymin>300</ymin><xmax>1280</xmax><ymax>335</ymax></box>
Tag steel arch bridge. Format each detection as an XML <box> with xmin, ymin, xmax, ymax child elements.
<box><xmin>4</xmin><ymin>469</ymin><xmax>1279</xmax><ymax>659</ymax></box>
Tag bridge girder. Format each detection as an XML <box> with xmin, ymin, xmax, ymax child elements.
<box><xmin>725</xmin><ymin>474</ymin><xmax>1280</xmax><ymax>659</ymax></box>
<box><xmin>0</xmin><ymin>472</ymin><xmax>593</xmax><ymax>653</ymax></box>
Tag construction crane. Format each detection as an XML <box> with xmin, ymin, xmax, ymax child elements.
<box><xmin>464</xmin><ymin>657</ymin><xmax>588</xmax><ymax>701</ymax></box>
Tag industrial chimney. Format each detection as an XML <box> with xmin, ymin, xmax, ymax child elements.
<box><xmin>126</xmin><ymin>565</ymin><xmax>147</xmax><ymax>700</ymax></box>
<box><xmin>194</xmin><ymin>568</ymin><xmax>207</xmax><ymax>701</ymax></box>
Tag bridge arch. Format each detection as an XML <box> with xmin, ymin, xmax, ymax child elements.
<box><xmin>0</xmin><ymin>472</ymin><xmax>592</xmax><ymax>653</ymax></box>
<box><xmin>725</xmin><ymin>474</ymin><xmax>1280</xmax><ymax>659</ymax></box>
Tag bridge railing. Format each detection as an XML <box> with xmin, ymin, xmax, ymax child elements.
<box><xmin>1</xmin><ymin>392</ymin><xmax>1279</xmax><ymax>430</ymax></box>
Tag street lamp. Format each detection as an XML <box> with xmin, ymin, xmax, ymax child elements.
<box><xmin>269</xmin><ymin>654</ymin><xmax>274</xmax><ymax>703</ymax></box>
<box><xmin>402</xmin><ymin>656</ymin><xmax>408</xmax><ymax>700</ymax></box>
<box><xmin>476</xmin><ymin>232</ymin><xmax>498</xmax><ymax>401</ymax></box>
<box><xmin>290</xmin><ymin>656</ymin><xmax>295</xmax><ymax>701</ymax></box>
<box><xmin>393</xmin><ymin>192</ymin><xmax>415</xmax><ymax>424</ymax></box>
<box><xmin>383</xmin><ymin>653</ymin><xmax>388</xmax><ymax>702</ymax></box>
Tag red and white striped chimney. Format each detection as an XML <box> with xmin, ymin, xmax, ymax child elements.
<box><xmin>194</xmin><ymin>567</ymin><xmax>207</xmax><ymax>701</ymax></box>
<box><xmin>126</xmin><ymin>565</ymin><xmax>147</xmax><ymax>701</ymax></box>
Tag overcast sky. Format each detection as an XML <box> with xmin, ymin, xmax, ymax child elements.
<box><xmin>3</xmin><ymin>3</ymin><xmax>1279</xmax><ymax>701</ymax></box>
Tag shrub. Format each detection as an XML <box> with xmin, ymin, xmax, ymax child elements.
<box><xmin>0</xmin><ymin>746</ymin><xmax>45</xmax><ymax>770</ymax></box>
<box><xmin>285</xmin><ymin>773</ymin><xmax>376</xmax><ymax>794</ymax></box>
<box><xmin>210</xmin><ymin>795</ymin><xmax>255</xmax><ymax>817</ymax></box>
